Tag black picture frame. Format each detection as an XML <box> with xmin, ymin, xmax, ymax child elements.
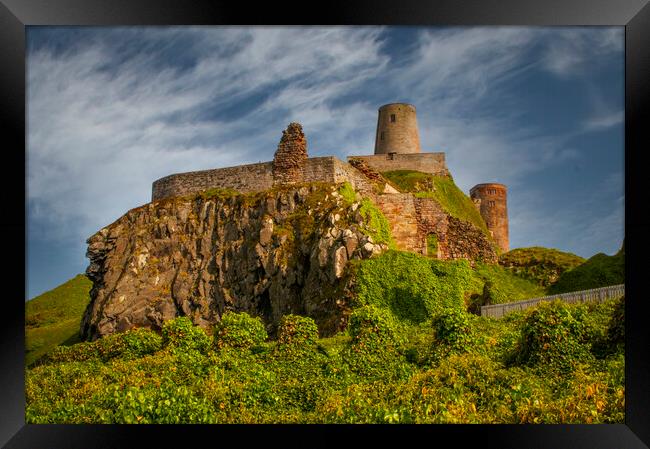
<box><xmin>3</xmin><ymin>0</ymin><xmax>649</xmax><ymax>447</ymax></box>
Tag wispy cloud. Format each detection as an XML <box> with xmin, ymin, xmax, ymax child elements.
<box><xmin>540</xmin><ymin>27</ymin><xmax>623</xmax><ymax>77</ymax></box>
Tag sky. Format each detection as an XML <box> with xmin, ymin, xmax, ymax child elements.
<box><xmin>26</xmin><ymin>26</ymin><xmax>625</xmax><ymax>300</ymax></box>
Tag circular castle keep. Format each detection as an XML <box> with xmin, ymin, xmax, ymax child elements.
<box><xmin>470</xmin><ymin>183</ymin><xmax>509</xmax><ymax>253</ymax></box>
<box><xmin>374</xmin><ymin>103</ymin><xmax>422</xmax><ymax>155</ymax></box>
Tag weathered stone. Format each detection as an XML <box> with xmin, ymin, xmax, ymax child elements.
<box><xmin>272</xmin><ymin>122</ymin><xmax>308</xmax><ymax>185</ymax></box>
<box><xmin>81</xmin><ymin>185</ymin><xmax>381</xmax><ymax>341</ymax></box>
<box><xmin>333</xmin><ymin>246</ymin><xmax>348</xmax><ymax>278</ymax></box>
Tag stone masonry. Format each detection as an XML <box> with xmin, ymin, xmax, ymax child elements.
<box><xmin>272</xmin><ymin>122</ymin><xmax>307</xmax><ymax>185</ymax></box>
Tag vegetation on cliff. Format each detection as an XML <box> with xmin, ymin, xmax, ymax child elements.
<box><xmin>499</xmin><ymin>247</ymin><xmax>586</xmax><ymax>287</ymax></box>
<box><xmin>25</xmin><ymin>274</ymin><xmax>92</xmax><ymax>366</ymax></box>
<box><xmin>548</xmin><ymin>247</ymin><xmax>624</xmax><ymax>294</ymax></box>
<box><xmin>382</xmin><ymin>170</ymin><xmax>491</xmax><ymax>237</ymax></box>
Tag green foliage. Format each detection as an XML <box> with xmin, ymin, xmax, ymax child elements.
<box><xmin>548</xmin><ymin>248</ymin><xmax>624</xmax><ymax>294</ymax></box>
<box><xmin>343</xmin><ymin>306</ymin><xmax>411</xmax><ymax>382</ymax></box>
<box><xmin>433</xmin><ymin>309</ymin><xmax>473</xmax><ymax>350</ymax></box>
<box><xmin>195</xmin><ymin>187</ymin><xmax>239</xmax><ymax>200</ymax></box>
<box><xmin>277</xmin><ymin>314</ymin><xmax>319</xmax><ymax>348</ymax></box>
<box><xmin>25</xmin><ymin>296</ymin><xmax>624</xmax><ymax>424</ymax></box>
<box><xmin>41</xmin><ymin>327</ymin><xmax>162</xmax><ymax>365</ymax></box>
<box><xmin>383</xmin><ymin>170</ymin><xmax>490</xmax><ymax>238</ymax></box>
<box><xmin>25</xmin><ymin>274</ymin><xmax>92</xmax><ymax>365</ymax></box>
<box><xmin>426</xmin><ymin>234</ymin><xmax>438</xmax><ymax>258</ymax></box>
<box><xmin>473</xmin><ymin>262</ymin><xmax>546</xmax><ymax>305</ymax></box>
<box><xmin>348</xmin><ymin>306</ymin><xmax>397</xmax><ymax>347</ymax></box>
<box><xmin>499</xmin><ymin>247</ymin><xmax>586</xmax><ymax>287</ymax></box>
<box><xmin>606</xmin><ymin>296</ymin><xmax>624</xmax><ymax>351</ymax></box>
<box><xmin>338</xmin><ymin>181</ymin><xmax>357</xmax><ymax>205</ymax></box>
<box><xmin>353</xmin><ymin>250</ymin><xmax>474</xmax><ymax>328</ymax></box>
<box><xmin>214</xmin><ymin>311</ymin><xmax>268</xmax><ymax>350</ymax></box>
<box><xmin>358</xmin><ymin>197</ymin><xmax>395</xmax><ymax>248</ymax></box>
<box><xmin>512</xmin><ymin>301</ymin><xmax>593</xmax><ymax>373</ymax></box>
<box><xmin>162</xmin><ymin>317</ymin><xmax>211</xmax><ymax>353</ymax></box>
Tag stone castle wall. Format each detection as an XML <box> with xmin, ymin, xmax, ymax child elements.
<box><xmin>152</xmin><ymin>162</ymin><xmax>275</xmax><ymax>201</ymax></box>
<box><xmin>152</xmin><ymin>157</ymin><xmax>379</xmax><ymax>202</ymax></box>
<box><xmin>348</xmin><ymin>152</ymin><xmax>449</xmax><ymax>177</ymax></box>
<box><xmin>373</xmin><ymin>193</ymin><xmax>498</xmax><ymax>263</ymax></box>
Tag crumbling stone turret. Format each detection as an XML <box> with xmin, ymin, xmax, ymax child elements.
<box><xmin>273</xmin><ymin>122</ymin><xmax>307</xmax><ymax>185</ymax></box>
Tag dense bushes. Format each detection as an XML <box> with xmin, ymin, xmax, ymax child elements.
<box><xmin>162</xmin><ymin>316</ymin><xmax>211</xmax><ymax>353</ymax></box>
<box><xmin>512</xmin><ymin>301</ymin><xmax>593</xmax><ymax>373</ymax></box>
<box><xmin>353</xmin><ymin>250</ymin><xmax>473</xmax><ymax>327</ymax></box>
<box><xmin>26</xmin><ymin>290</ymin><xmax>625</xmax><ymax>424</ymax></box>
<box><xmin>214</xmin><ymin>311</ymin><xmax>268</xmax><ymax>350</ymax></box>
<box><xmin>42</xmin><ymin>327</ymin><xmax>163</xmax><ymax>364</ymax></box>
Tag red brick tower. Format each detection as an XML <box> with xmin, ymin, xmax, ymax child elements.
<box><xmin>470</xmin><ymin>183</ymin><xmax>509</xmax><ymax>252</ymax></box>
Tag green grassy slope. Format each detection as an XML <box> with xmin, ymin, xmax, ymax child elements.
<box><xmin>499</xmin><ymin>247</ymin><xmax>586</xmax><ymax>288</ymax></box>
<box><xmin>382</xmin><ymin>170</ymin><xmax>491</xmax><ymax>237</ymax></box>
<box><xmin>548</xmin><ymin>247</ymin><xmax>624</xmax><ymax>294</ymax></box>
<box><xmin>25</xmin><ymin>274</ymin><xmax>92</xmax><ymax>366</ymax></box>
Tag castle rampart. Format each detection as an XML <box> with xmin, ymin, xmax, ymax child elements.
<box><xmin>348</xmin><ymin>152</ymin><xmax>449</xmax><ymax>177</ymax></box>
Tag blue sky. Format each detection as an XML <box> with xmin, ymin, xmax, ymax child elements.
<box><xmin>26</xmin><ymin>26</ymin><xmax>624</xmax><ymax>300</ymax></box>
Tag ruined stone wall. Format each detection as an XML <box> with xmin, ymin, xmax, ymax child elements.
<box><xmin>470</xmin><ymin>183</ymin><xmax>509</xmax><ymax>253</ymax></box>
<box><xmin>348</xmin><ymin>153</ymin><xmax>449</xmax><ymax>177</ymax></box>
<box><xmin>152</xmin><ymin>162</ymin><xmax>274</xmax><ymax>201</ymax></box>
<box><xmin>272</xmin><ymin>123</ymin><xmax>307</xmax><ymax>185</ymax></box>
<box><xmin>373</xmin><ymin>194</ymin><xmax>498</xmax><ymax>263</ymax></box>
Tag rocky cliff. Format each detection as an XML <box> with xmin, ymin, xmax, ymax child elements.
<box><xmin>81</xmin><ymin>183</ymin><xmax>387</xmax><ymax>340</ymax></box>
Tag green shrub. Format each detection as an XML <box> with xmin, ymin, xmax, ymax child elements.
<box><xmin>214</xmin><ymin>311</ymin><xmax>268</xmax><ymax>350</ymax></box>
<box><xmin>348</xmin><ymin>306</ymin><xmax>396</xmax><ymax>348</ymax></box>
<box><xmin>162</xmin><ymin>317</ymin><xmax>211</xmax><ymax>353</ymax></box>
<box><xmin>358</xmin><ymin>198</ymin><xmax>395</xmax><ymax>248</ymax></box>
<box><xmin>338</xmin><ymin>182</ymin><xmax>357</xmax><ymax>205</ymax></box>
<box><xmin>606</xmin><ymin>296</ymin><xmax>624</xmax><ymax>350</ymax></box>
<box><xmin>513</xmin><ymin>301</ymin><xmax>593</xmax><ymax>373</ymax></box>
<box><xmin>353</xmin><ymin>250</ymin><xmax>472</xmax><ymax>327</ymax></box>
<box><xmin>277</xmin><ymin>315</ymin><xmax>319</xmax><ymax>347</ymax></box>
<box><xmin>433</xmin><ymin>309</ymin><xmax>473</xmax><ymax>350</ymax></box>
<box><xmin>42</xmin><ymin>327</ymin><xmax>162</xmax><ymax>364</ymax></box>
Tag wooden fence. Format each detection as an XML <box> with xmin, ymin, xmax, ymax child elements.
<box><xmin>480</xmin><ymin>284</ymin><xmax>625</xmax><ymax>318</ymax></box>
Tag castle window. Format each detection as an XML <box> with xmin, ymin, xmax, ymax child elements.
<box><xmin>390</xmin><ymin>114</ymin><xmax>396</xmax><ymax>123</ymax></box>
<box><xmin>489</xmin><ymin>200</ymin><xmax>496</xmax><ymax>207</ymax></box>
<box><xmin>380</xmin><ymin>132</ymin><xmax>384</xmax><ymax>140</ymax></box>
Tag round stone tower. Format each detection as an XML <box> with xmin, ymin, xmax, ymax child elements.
<box><xmin>374</xmin><ymin>103</ymin><xmax>422</xmax><ymax>155</ymax></box>
<box><xmin>470</xmin><ymin>183</ymin><xmax>509</xmax><ymax>253</ymax></box>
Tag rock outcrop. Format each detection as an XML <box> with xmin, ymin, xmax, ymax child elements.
<box><xmin>81</xmin><ymin>183</ymin><xmax>387</xmax><ymax>341</ymax></box>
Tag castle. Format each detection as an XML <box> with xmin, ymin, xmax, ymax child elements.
<box><xmin>152</xmin><ymin>103</ymin><xmax>509</xmax><ymax>259</ymax></box>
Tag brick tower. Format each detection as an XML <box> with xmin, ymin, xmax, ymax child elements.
<box><xmin>470</xmin><ymin>183</ymin><xmax>509</xmax><ymax>253</ymax></box>
<box><xmin>374</xmin><ymin>103</ymin><xmax>422</xmax><ymax>155</ymax></box>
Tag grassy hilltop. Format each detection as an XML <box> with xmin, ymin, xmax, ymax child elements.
<box><xmin>25</xmin><ymin>274</ymin><xmax>92</xmax><ymax>366</ymax></box>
